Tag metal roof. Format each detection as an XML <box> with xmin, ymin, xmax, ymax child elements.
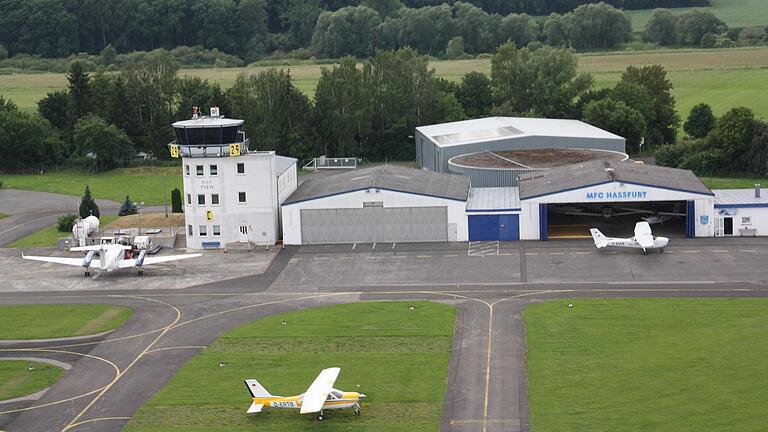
<box><xmin>466</xmin><ymin>187</ymin><xmax>521</xmax><ymax>211</ymax></box>
<box><xmin>416</xmin><ymin>117</ymin><xmax>624</xmax><ymax>148</ymax></box>
<box><xmin>172</xmin><ymin>117</ymin><xmax>243</xmax><ymax>128</ymax></box>
<box><xmin>713</xmin><ymin>188</ymin><xmax>768</xmax><ymax>206</ymax></box>
<box><xmin>284</xmin><ymin>164</ymin><xmax>470</xmax><ymax>205</ymax></box>
<box><xmin>518</xmin><ymin>160</ymin><xmax>713</xmax><ymax>200</ymax></box>
<box><xmin>276</xmin><ymin>156</ymin><xmax>297</xmax><ymax>175</ymax></box>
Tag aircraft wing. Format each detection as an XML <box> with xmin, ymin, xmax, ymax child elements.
<box><xmin>138</xmin><ymin>253</ymin><xmax>202</xmax><ymax>266</ymax></box>
<box><xmin>22</xmin><ymin>254</ymin><xmax>91</xmax><ymax>267</ymax></box>
<box><xmin>634</xmin><ymin>222</ymin><xmax>655</xmax><ymax>248</ymax></box>
<box><xmin>299</xmin><ymin>367</ymin><xmax>341</xmax><ymax>414</ymax></box>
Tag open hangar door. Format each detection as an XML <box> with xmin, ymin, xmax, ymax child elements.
<box><xmin>542</xmin><ymin>201</ymin><xmax>691</xmax><ymax>239</ymax></box>
<box><xmin>300</xmin><ymin>206</ymin><xmax>449</xmax><ymax>244</ymax></box>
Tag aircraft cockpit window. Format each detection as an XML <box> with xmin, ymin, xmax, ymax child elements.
<box><xmin>328</xmin><ymin>390</ymin><xmax>343</xmax><ymax>400</ymax></box>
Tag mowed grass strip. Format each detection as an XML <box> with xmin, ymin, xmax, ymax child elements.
<box><xmin>525</xmin><ymin>298</ymin><xmax>768</xmax><ymax>432</ymax></box>
<box><xmin>700</xmin><ymin>177</ymin><xmax>768</xmax><ymax>189</ymax></box>
<box><xmin>8</xmin><ymin>214</ymin><xmax>118</xmax><ymax>248</ymax></box>
<box><xmin>0</xmin><ymin>304</ymin><xmax>132</xmax><ymax>340</ymax></box>
<box><xmin>1</xmin><ymin>166</ymin><xmax>182</xmax><ymax>205</ymax></box>
<box><xmin>0</xmin><ymin>360</ymin><xmax>63</xmax><ymax>400</ymax></box>
<box><xmin>125</xmin><ymin>301</ymin><xmax>455</xmax><ymax>432</ymax></box>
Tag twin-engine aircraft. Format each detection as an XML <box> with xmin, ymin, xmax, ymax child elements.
<box><xmin>22</xmin><ymin>243</ymin><xmax>201</xmax><ymax>276</ymax></box>
<box><xmin>244</xmin><ymin>367</ymin><xmax>365</xmax><ymax>420</ymax></box>
<box><xmin>590</xmin><ymin>221</ymin><xmax>669</xmax><ymax>255</ymax></box>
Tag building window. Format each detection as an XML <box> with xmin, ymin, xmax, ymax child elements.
<box><xmin>211</xmin><ymin>194</ymin><xmax>220</xmax><ymax>205</ymax></box>
<box><xmin>188</xmin><ymin>225</ymin><xmax>193</xmax><ymax>236</ymax></box>
<box><xmin>238</xmin><ymin>192</ymin><xmax>246</xmax><ymax>203</ymax></box>
<box><xmin>185</xmin><ymin>165</ymin><xmax>189</xmax><ymax>176</ymax></box>
<box><xmin>237</xmin><ymin>162</ymin><xmax>245</xmax><ymax>174</ymax></box>
<box><xmin>197</xmin><ymin>194</ymin><xmax>205</xmax><ymax>205</ymax></box>
<box><xmin>742</xmin><ymin>217</ymin><xmax>752</xmax><ymax>225</ymax></box>
<box><xmin>186</xmin><ymin>194</ymin><xmax>191</xmax><ymax>205</ymax></box>
<box><xmin>209</xmin><ymin>164</ymin><xmax>218</xmax><ymax>176</ymax></box>
<box><xmin>196</xmin><ymin>165</ymin><xmax>204</xmax><ymax>176</ymax></box>
<box><xmin>213</xmin><ymin>225</ymin><xmax>221</xmax><ymax>236</ymax></box>
<box><xmin>363</xmin><ymin>201</ymin><xmax>384</xmax><ymax>207</ymax></box>
<box><xmin>199</xmin><ymin>225</ymin><xmax>207</xmax><ymax>236</ymax></box>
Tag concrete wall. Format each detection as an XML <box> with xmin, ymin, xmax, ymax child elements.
<box><xmin>182</xmin><ymin>151</ymin><xmax>281</xmax><ymax>249</ymax></box>
<box><xmin>282</xmin><ymin>189</ymin><xmax>468</xmax><ymax>245</ymax></box>
<box><xmin>714</xmin><ymin>206</ymin><xmax>768</xmax><ymax>236</ymax></box>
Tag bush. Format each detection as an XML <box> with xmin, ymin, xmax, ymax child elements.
<box><xmin>680</xmin><ymin>149</ymin><xmax>725</xmax><ymax>176</ymax></box>
<box><xmin>171</xmin><ymin>188</ymin><xmax>183</xmax><ymax>213</ymax></box>
<box><xmin>654</xmin><ymin>143</ymin><xmax>690</xmax><ymax>168</ymax></box>
<box><xmin>57</xmin><ymin>214</ymin><xmax>78</xmax><ymax>233</ymax></box>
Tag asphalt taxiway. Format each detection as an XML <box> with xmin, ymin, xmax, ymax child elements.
<box><xmin>2</xmin><ymin>237</ymin><xmax>768</xmax><ymax>432</ymax></box>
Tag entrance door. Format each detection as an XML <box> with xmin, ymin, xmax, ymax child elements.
<box><xmin>239</xmin><ymin>225</ymin><xmax>249</xmax><ymax>242</ymax></box>
<box><xmin>724</xmin><ymin>217</ymin><xmax>734</xmax><ymax>236</ymax></box>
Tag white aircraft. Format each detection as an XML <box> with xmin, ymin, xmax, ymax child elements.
<box><xmin>244</xmin><ymin>367</ymin><xmax>366</xmax><ymax>420</ymax></box>
<box><xmin>590</xmin><ymin>221</ymin><xmax>669</xmax><ymax>255</ymax></box>
<box><xmin>22</xmin><ymin>244</ymin><xmax>201</xmax><ymax>276</ymax></box>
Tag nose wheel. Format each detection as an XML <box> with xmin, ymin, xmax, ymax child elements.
<box><xmin>317</xmin><ymin>410</ymin><xmax>324</xmax><ymax>421</ymax></box>
<box><xmin>355</xmin><ymin>403</ymin><xmax>361</xmax><ymax>416</ymax></box>
<box><xmin>659</xmin><ymin>248</ymin><xmax>664</xmax><ymax>254</ymax></box>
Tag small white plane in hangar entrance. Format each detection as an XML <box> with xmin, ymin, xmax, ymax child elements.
<box><xmin>244</xmin><ymin>367</ymin><xmax>366</xmax><ymax>420</ymax></box>
<box><xmin>22</xmin><ymin>243</ymin><xmax>201</xmax><ymax>276</ymax></box>
<box><xmin>590</xmin><ymin>221</ymin><xmax>670</xmax><ymax>255</ymax></box>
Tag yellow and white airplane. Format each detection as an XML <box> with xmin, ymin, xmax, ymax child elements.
<box><xmin>244</xmin><ymin>367</ymin><xmax>366</xmax><ymax>420</ymax></box>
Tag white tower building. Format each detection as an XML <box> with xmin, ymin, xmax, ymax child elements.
<box><xmin>169</xmin><ymin>108</ymin><xmax>297</xmax><ymax>250</ymax></box>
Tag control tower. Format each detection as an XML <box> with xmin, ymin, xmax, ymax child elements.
<box><xmin>169</xmin><ymin>107</ymin><xmax>297</xmax><ymax>250</ymax></box>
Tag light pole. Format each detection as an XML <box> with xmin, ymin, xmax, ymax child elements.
<box><xmin>134</xmin><ymin>201</ymin><xmax>145</xmax><ymax>235</ymax></box>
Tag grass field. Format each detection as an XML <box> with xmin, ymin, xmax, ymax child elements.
<box><xmin>627</xmin><ymin>0</ymin><xmax>768</xmax><ymax>30</ymax></box>
<box><xmin>525</xmin><ymin>298</ymin><xmax>768</xmax><ymax>432</ymax></box>
<box><xmin>125</xmin><ymin>301</ymin><xmax>455</xmax><ymax>432</ymax></box>
<box><xmin>0</xmin><ymin>213</ymin><xmax>7</xmax><ymax>220</ymax></box>
<box><xmin>0</xmin><ymin>304</ymin><xmax>132</xmax><ymax>339</ymax></box>
<box><xmin>8</xmin><ymin>214</ymin><xmax>119</xmax><ymax>248</ymax></box>
<box><xmin>700</xmin><ymin>177</ymin><xmax>768</xmax><ymax>189</ymax></box>
<box><xmin>3</xmin><ymin>47</ymin><xmax>768</xmax><ymax>119</ymax></box>
<box><xmin>0</xmin><ymin>360</ymin><xmax>63</xmax><ymax>400</ymax></box>
<box><xmin>0</xmin><ymin>166</ymin><xmax>182</xmax><ymax>205</ymax></box>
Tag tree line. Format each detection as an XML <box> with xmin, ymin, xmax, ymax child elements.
<box><xmin>656</xmin><ymin>105</ymin><xmax>768</xmax><ymax>177</ymax></box>
<box><xmin>643</xmin><ymin>8</ymin><xmax>768</xmax><ymax>48</ymax></box>
<box><xmin>0</xmin><ymin>0</ymin><xmax>711</xmax><ymax>62</ymax></box>
<box><xmin>1</xmin><ymin>44</ymin><xmax>683</xmax><ymax>172</ymax></box>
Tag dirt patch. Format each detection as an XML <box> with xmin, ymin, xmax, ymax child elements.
<box><xmin>451</xmin><ymin>149</ymin><xmax>626</xmax><ymax>169</ymax></box>
<box><xmin>107</xmin><ymin>213</ymin><xmax>185</xmax><ymax>229</ymax></box>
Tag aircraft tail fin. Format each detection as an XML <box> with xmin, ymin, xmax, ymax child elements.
<box><xmin>247</xmin><ymin>402</ymin><xmax>264</xmax><ymax>414</ymax></box>
<box><xmin>590</xmin><ymin>228</ymin><xmax>608</xmax><ymax>248</ymax></box>
<box><xmin>244</xmin><ymin>379</ymin><xmax>272</xmax><ymax>398</ymax></box>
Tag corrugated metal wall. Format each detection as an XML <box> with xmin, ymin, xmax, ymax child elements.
<box><xmin>418</xmin><ymin>135</ymin><xmax>626</xmax><ymax>173</ymax></box>
<box><xmin>300</xmin><ymin>207</ymin><xmax>448</xmax><ymax>244</ymax></box>
<box><xmin>448</xmin><ymin>164</ymin><xmax>537</xmax><ymax>187</ymax></box>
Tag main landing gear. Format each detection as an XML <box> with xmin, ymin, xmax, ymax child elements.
<box><xmin>317</xmin><ymin>410</ymin><xmax>324</xmax><ymax>421</ymax></box>
<box><xmin>84</xmin><ymin>270</ymin><xmax>91</xmax><ymax>277</ymax></box>
<box><xmin>137</xmin><ymin>269</ymin><xmax>144</xmax><ymax>276</ymax></box>
<box><xmin>354</xmin><ymin>403</ymin><xmax>361</xmax><ymax>416</ymax></box>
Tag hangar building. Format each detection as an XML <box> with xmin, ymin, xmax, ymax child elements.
<box><xmin>282</xmin><ymin>165</ymin><xmax>469</xmax><ymax>245</ymax></box>
<box><xmin>712</xmin><ymin>187</ymin><xmax>768</xmax><ymax>237</ymax></box>
<box><xmin>415</xmin><ymin>117</ymin><xmax>626</xmax><ymax>174</ymax></box>
<box><xmin>516</xmin><ymin>160</ymin><xmax>716</xmax><ymax>240</ymax></box>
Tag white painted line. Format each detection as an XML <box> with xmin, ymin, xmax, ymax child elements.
<box><xmin>391</xmin><ymin>256</ymin><xmax>407</xmax><ymax>259</ymax></box>
<box><xmin>681</xmin><ymin>250</ymin><xmax>700</xmax><ymax>253</ymax></box>
<box><xmin>444</xmin><ymin>254</ymin><xmax>458</xmax><ymax>257</ymax></box>
<box><xmin>498</xmin><ymin>253</ymin><xmax>514</xmax><ymax>256</ymax></box>
<box><xmin>392</xmin><ymin>243</ymin><xmax>396</xmax><ymax>249</ymax></box>
<box><xmin>372</xmin><ymin>243</ymin><xmax>376</xmax><ymax>249</ymax></box>
<box><xmin>416</xmin><ymin>255</ymin><xmax>432</xmax><ymax>258</ymax></box>
<box><xmin>712</xmin><ymin>250</ymin><xmax>729</xmax><ymax>253</ymax></box>
<box><xmin>525</xmin><ymin>252</ymin><xmax>538</xmax><ymax>256</ymax></box>
<box><xmin>365</xmin><ymin>256</ymin><xmax>381</xmax><ymax>260</ymax></box>
<box><xmin>550</xmin><ymin>252</ymin><xmax>564</xmax><ymax>255</ymax></box>
<box><xmin>575</xmin><ymin>252</ymin><xmax>591</xmax><ymax>255</ymax></box>
<box><xmin>340</xmin><ymin>256</ymin><xmax>353</xmax><ymax>259</ymax></box>
<box><xmin>315</xmin><ymin>257</ymin><xmax>329</xmax><ymax>260</ymax></box>
<box><xmin>352</xmin><ymin>243</ymin><xmax>356</xmax><ymax>250</ymax></box>
<box><xmin>740</xmin><ymin>249</ymin><xmax>756</xmax><ymax>253</ymax></box>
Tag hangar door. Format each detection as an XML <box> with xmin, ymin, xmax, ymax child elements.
<box><xmin>468</xmin><ymin>215</ymin><xmax>520</xmax><ymax>241</ymax></box>
<box><xmin>300</xmin><ymin>207</ymin><xmax>448</xmax><ymax>244</ymax></box>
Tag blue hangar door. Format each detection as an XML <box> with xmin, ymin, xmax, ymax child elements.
<box><xmin>468</xmin><ymin>214</ymin><xmax>520</xmax><ymax>241</ymax></box>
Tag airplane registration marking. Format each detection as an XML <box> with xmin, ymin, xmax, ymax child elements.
<box><xmin>272</xmin><ymin>401</ymin><xmax>296</xmax><ymax>408</ymax></box>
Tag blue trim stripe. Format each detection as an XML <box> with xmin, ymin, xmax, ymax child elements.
<box><xmin>283</xmin><ymin>187</ymin><xmax>468</xmax><ymax>206</ymax></box>
<box><xmin>715</xmin><ymin>203</ymin><xmax>768</xmax><ymax>208</ymax></box>
<box><xmin>466</xmin><ymin>208</ymin><xmax>522</xmax><ymax>213</ymax></box>
<box><xmin>520</xmin><ymin>180</ymin><xmax>714</xmax><ymax>201</ymax></box>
